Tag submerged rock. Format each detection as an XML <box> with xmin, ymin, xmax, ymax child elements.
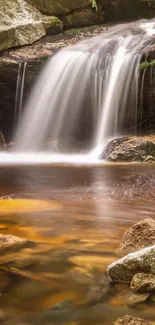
<box><xmin>0</xmin><ymin>234</ymin><xmax>28</xmax><ymax>251</ymax></box>
<box><xmin>107</xmin><ymin>246</ymin><xmax>155</xmax><ymax>283</ymax></box>
<box><xmin>115</xmin><ymin>315</ymin><xmax>154</xmax><ymax>325</ymax></box>
<box><xmin>35</xmin><ymin>300</ymin><xmax>74</xmax><ymax>324</ymax></box>
<box><xmin>103</xmin><ymin>136</ymin><xmax>155</xmax><ymax>162</ymax></box>
<box><xmin>126</xmin><ymin>292</ymin><xmax>150</xmax><ymax>306</ymax></box>
<box><xmin>119</xmin><ymin>219</ymin><xmax>155</xmax><ymax>254</ymax></box>
<box><xmin>86</xmin><ymin>273</ymin><xmax>110</xmax><ymax>304</ymax></box>
<box><xmin>130</xmin><ymin>273</ymin><xmax>155</xmax><ymax>293</ymax></box>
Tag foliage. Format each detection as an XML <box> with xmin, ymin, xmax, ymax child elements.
<box><xmin>91</xmin><ymin>0</ymin><xmax>98</xmax><ymax>11</ymax></box>
<box><xmin>150</xmin><ymin>60</ymin><xmax>155</xmax><ymax>67</ymax></box>
<box><xmin>139</xmin><ymin>61</ymin><xmax>150</xmax><ymax>71</ymax></box>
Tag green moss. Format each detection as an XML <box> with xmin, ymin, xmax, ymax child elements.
<box><xmin>150</xmin><ymin>60</ymin><xmax>155</xmax><ymax>67</ymax></box>
<box><xmin>139</xmin><ymin>61</ymin><xmax>150</xmax><ymax>71</ymax></box>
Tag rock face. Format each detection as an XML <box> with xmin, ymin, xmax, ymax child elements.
<box><xmin>115</xmin><ymin>315</ymin><xmax>154</xmax><ymax>325</ymax></box>
<box><xmin>27</xmin><ymin>0</ymin><xmax>92</xmax><ymax>16</ymax></box>
<box><xmin>107</xmin><ymin>246</ymin><xmax>155</xmax><ymax>283</ymax></box>
<box><xmin>103</xmin><ymin>136</ymin><xmax>155</xmax><ymax>162</ymax></box>
<box><xmin>130</xmin><ymin>272</ymin><xmax>155</xmax><ymax>293</ymax></box>
<box><xmin>0</xmin><ymin>0</ymin><xmax>46</xmax><ymax>51</ymax></box>
<box><xmin>119</xmin><ymin>219</ymin><xmax>155</xmax><ymax>254</ymax></box>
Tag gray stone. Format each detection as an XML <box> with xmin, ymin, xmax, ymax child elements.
<box><xmin>103</xmin><ymin>137</ymin><xmax>155</xmax><ymax>162</ymax></box>
<box><xmin>131</xmin><ymin>272</ymin><xmax>155</xmax><ymax>293</ymax></box>
<box><xmin>107</xmin><ymin>246</ymin><xmax>155</xmax><ymax>283</ymax></box>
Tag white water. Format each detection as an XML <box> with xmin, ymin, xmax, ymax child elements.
<box><xmin>14</xmin><ymin>62</ymin><xmax>27</xmax><ymax>127</ymax></box>
<box><xmin>2</xmin><ymin>20</ymin><xmax>155</xmax><ymax>165</ymax></box>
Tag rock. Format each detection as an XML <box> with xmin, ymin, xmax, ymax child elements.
<box><xmin>130</xmin><ymin>273</ymin><xmax>155</xmax><ymax>293</ymax></box>
<box><xmin>127</xmin><ymin>292</ymin><xmax>150</xmax><ymax>306</ymax></box>
<box><xmin>119</xmin><ymin>219</ymin><xmax>155</xmax><ymax>254</ymax></box>
<box><xmin>145</xmin><ymin>155</ymin><xmax>155</xmax><ymax>163</ymax></box>
<box><xmin>103</xmin><ymin>136</ymin><xmax>155</xmax><ymax>162</ymax></box>
<box><xmin>0</xmin><ymin>0</ymin><xmax>45</xmax><ymax>52</ymax></box>
<box><xmin>114</xmin><ymin>315</ymin><xmax>154</xmax><ymax>325</ymax></box>
<box><xmin>0</xmin><ymin>234</ymin><xmax>28</xmax><ymax>251</ymax></box>
<box><xmin>27</xmin><ymin>0</ymin><xmax>92</xmax><ymax>16</ymax></box>
<box><xmin>35</xmin><ymin>300</ymin><xmax>74</xmax><ymax>324</ymax></box>
<box><xmin>107</xmin><ymin>246</ymin><xmax>155</xmax><ymax>283</ymax></box>
<box><xmin>61</xmin><ymin>5</ymin><xmax>105</xmax><ymax>29</ymax></box>
<box><xmin>42</xmin><ymin>15</ymin><xmax>63</xmax><ymax>35</ymax></box>
<box><xmin>86</xmin><ymin>273</ymin><xmax>110</xmax><ymax>304</ymax></box>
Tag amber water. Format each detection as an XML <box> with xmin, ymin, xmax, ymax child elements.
<box><xmin>0</xmin><ymin>165</ymin><xmax>155</xmax><ymax>324</ymax></box>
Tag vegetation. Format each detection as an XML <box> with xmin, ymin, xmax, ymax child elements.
<box><xmin>91</xmin><ymin>0</ymin><xmax>98</xmax><ymax>11</ymax></box>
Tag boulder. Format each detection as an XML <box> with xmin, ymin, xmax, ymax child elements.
<box><xmin>114</xmin><ymin>315</ymin><xmax>154</xmax><ymax>325</ymax></box>
<box><xmin>0</xmin><ymin>0</ymin><xmax>46</xmax><ymax>52</ymax></box>
<box><xmin>61</xmin><ymin>5</ymin><xmax>105</xmax><ymax>29</ymax></box>
<box><xmin>130</xmin><ymin>272</ymin><xmax>155</xmax><ymax>293</ymax></box>
<box><xmin>107</xmin><ymin>246</ymin><xmax>155</xmax><ymax>283</ymax></box>
<box><xmin>103</xmin><ymin>136</ymin><xmax>155</xmax><ymax>162</ymax></box>
<box><xmin>119</xmin><ymin>219</ymin><xmax>155</xmax><ymax>254</ymax></box>
<box><xmin>42</xmin><ymin>15</ymin><xmax>63</xmax><ymax>35</ymax></box>
<box><xmin>27</xmin><ymin>0</ymin><xmax>92</xmax><ymax>16</ymax></box>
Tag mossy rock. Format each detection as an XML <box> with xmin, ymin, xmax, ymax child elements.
<box><xmin>0</xmin><ymin>0</ymin><xmax>46</xmax><ymax>51</ymax></box>
<box><xmin>42</xmin><ymin>15</ymin><xmax>63</xmax><ymax>35</ymax></box>
<box><xmin>27</xmin><ymin>0</ymin><xmax>92</xmax><ymax>16</ymax></box>
<box><xmin>61</xmin><ymin>6</ymin><xmax>104</xmax><ymax>29</ymax></box>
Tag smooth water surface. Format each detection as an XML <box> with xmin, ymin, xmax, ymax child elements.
<box><xmin>0</xmin><ymin>165</ymin><xmax>155</xmax><ymax>324</ymax></box>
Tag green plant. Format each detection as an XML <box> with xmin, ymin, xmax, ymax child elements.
<box><xmin>150</xmin><ymin>60</ymin><xmax>155</xmax><ymax>67</ymax></box>
<box><xmin>91</xmin><ymin>0</ymin><xmax>98</xmax><ymax>11</ymax></box>
<box><xmin>139</xmin><ymin>61</ymin><xmax>150</xmax><ymax>71</ymax></box>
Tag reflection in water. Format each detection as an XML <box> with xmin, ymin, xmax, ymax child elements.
<box><xmin>0</xmin><ymin>165</ymin><xmax>155</xmax><ymax>324</ymax></box>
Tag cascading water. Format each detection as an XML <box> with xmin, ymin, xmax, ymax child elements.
<box><xmin>1</xmin><ymin>19</ymin><xmax>155</xmax><ymax>165</ymax></box>
<box><xmin>14</xmin><ymin>62</ymin><xmax>27</xmax><ymax>127</ymax></box>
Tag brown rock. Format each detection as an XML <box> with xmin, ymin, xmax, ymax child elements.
<box><xmin>130</xmin><ymin>273</ymin><xmax>155</xmax><ymax>293</ymax></box>
<box><xmin>119</xmin><ymin>219</ymin><xmax>155</xmax><ymax>254</ymax></box>
<box><xmin>0</xmin><ymin>234</ymin><xmax>28</xmax><ymax>251</ymax></box>
<box><xmin>114</xmin><ymin>315</ymin><xmax>154</xmax><ymax>325</ymax></box>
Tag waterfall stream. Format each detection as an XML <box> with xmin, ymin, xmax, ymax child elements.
<box><xmin>1</xmin><ymin>19</ymin><xmax>155</xmax><ymax>165</ymax></box>
<box><xmin>14</xmin><ymin>62</ymin><xmax>27</xmax><ymax>128</ymax></box>
<box><xmin>14</xmin><ymin>20</ymin><xmax>155</xmax><ymax>158</ymax></box>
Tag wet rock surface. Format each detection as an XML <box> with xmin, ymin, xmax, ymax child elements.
<box><xmin>130</xmin><ymin>273</ymin><xmax>155</xmax><ymax>293</ymax></box>
<box><xmin>103</xmin><ymin>136</ymin><xmax>155</xmax><ymax>162</ymax></box>
<box><xmin>0</xmin><ymin>233</ymin><xmax>28</xmax><ymax>252</ymax></box>
<box><xmin>107</xmin><ymin>246</ymin><xmax>155</xmax><ymax>283</ymax></box>
<box><xmin>115</xmin><ymin>315</ymin><xmax>154</xmax><ymax>325</ymax></box>
<box><xmin>118</xmin><ymin>219</ymin><xmax>155</xmax><ymax>254</ymax></box>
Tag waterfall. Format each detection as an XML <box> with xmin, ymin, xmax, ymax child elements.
<box><xmin>15</xmin><ymin>20</ymin><xmax>155</xmax><ymax>157</ymax></box>
<box><xmin>14</xmin><ymin>62</ymin><xmax>27</xmax><ymax>127</ymax></box>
